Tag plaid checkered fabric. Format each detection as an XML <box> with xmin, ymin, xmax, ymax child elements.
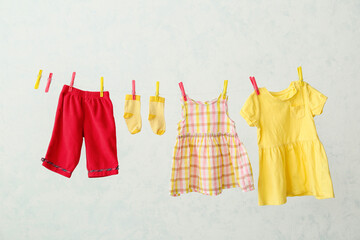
<box><xmin>170</xmin><ymin>93</ymin><xmax>255</xmax><ymax>196</ymax></box>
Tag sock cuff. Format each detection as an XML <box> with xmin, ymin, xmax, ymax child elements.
<box><xmin>125</xmin><ymin>94</ymin><xmax>141</xmax><ymax>101</ymax></box>
<box><xmin>149</xmin><ymin>96</ymin><xmax>165</xmax><ymax>103</ymax></box>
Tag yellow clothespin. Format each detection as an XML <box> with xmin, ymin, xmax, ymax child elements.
<box><xmin>100</xmin><ymin>77</ymin><xmax>104</xmax><ymax>97</ymax></box>
<box><xmin>34</xmin><ymin>70</ymin><xmax>42</xmax><ymax>89</ymax></box>
<box><xmin>222</xmin><ymin>80</ymin><xmax>228</xmax><ymax>99</ymax></box>
<box><xmin>297</xmin><ymin>66</ymin><xmax>303</xmax><ymax>85</ymax></box>
<box><xmin>155</xmin><ymin>81</ymin><xmax>160</xmax><ymax>100</ymax></box>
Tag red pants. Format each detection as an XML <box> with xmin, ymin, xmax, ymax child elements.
<box><xmin>42</xmin><ymin>85</ymin><xmax>119</xmax><ymax>178</ymax></box>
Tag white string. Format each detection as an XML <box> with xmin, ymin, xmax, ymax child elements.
<box><xmin>102</xmin><ymin>90</ymin><xmax>245</xmax><ymax>98</ymax></box>
<box><xmin>33</xmin><ymin>67</ymin><xmax>336</xmax><ymax>96</ymax></box>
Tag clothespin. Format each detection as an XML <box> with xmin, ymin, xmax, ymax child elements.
<box><xmin>155</xmin><ymin>81</ymin><xmax>160</xmax><ymax>100</ymax></box>
<box><xmin>178</xmin><ymin>82</ymin><xmax>187</xmax><ymax>101</ymax></box>
<box><xmin>34</xmin><ymin>70</ymin><xmax>42</xmax><ymax>89</ymax></box>
<box><xmin>45</xmin><ymin>73</ymin><xmax>53</xmax><ymax>93</ymax></box>
<box><xmin>100</xmin><ymin>77</ymin><xmax>104</xmax><ymax>97</ymax></box>
<box><xmin>222</xmin><ymin>80</ymin><xmax>228</xmax><ymax>99</ymax></box>
<box><xmin>249</xmin><ymin>76</ymin><xmax>260</xmax><ymax>95</ymax></box>
<box><xmin>132</xmin><ymin>80</ymin><xmax>136</xmax><ymax>100</ymax></box>
<box><xmin>69</xmin><ymin>72</ymin><xmax>76</xmax><ymax>92</ymax></box>
<box><xmin>297</xmin><ymin>66</ymin><xmax>303</xmax><ymax>85</ymax></box>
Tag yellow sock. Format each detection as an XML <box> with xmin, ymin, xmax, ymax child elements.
<box><xmin>123</xmin><ymin>95</ymin><xmax>142</xmax><ymax>134</ymax></box>
<box><xmin>148</xmin><ymin>96</ymin><xmax>166</xmax><ymax>135</ymax></box>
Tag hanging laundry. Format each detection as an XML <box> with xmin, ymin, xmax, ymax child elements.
<box><xmin>240</xmin><ymin>67</ymin><xmax>335</xmax><ymax>205</ymax></box>
<box><xmin>148</xmin><ymin>81</ymin><xmax>166</xmax><ymax>135</ymax></box>
<box><xmin>170</xmin><ymin>81</ymin><xmax>255</xmax><ymax>196</ymax></box>
<box><xmin>41</xmin><ymin>75</ymin><xmax>119</xmax><ymax>178</ymax></box>
<box><xmin>123</xmin><ymin>80</ymin><xmax>142</xmax><ymax>134</ymax></box>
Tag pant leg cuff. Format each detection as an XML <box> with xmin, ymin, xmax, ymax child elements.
<box><xmin>41</xmin><ymin>158</ymin><xmax>72</xmax><ymax>178</ymax></box>
<box><xmin>88</xmin><ymin>166</ymin><xmax>119</xmax><ymax>178</ymax></box>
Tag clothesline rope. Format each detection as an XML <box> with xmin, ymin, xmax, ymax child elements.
<box><xmin>33</xmin><ymin>68</ymin><xmax>332</xmax><ymax>96</ymax></box>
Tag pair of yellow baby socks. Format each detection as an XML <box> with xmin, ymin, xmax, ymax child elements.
<box><xmin>123</xmin><ymin>82</ymin><xmax>166</xmax><ymax>135</ymax></box>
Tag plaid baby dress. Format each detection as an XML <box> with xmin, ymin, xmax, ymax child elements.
<box><xmin>170</xmin><ymin>81</ymin><xmax>255</xmax><ymax>196</ymax></box>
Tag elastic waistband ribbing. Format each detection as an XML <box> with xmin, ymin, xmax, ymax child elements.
<box><xmin>61</xmin><ymin>85</ymin><xmax>110</xmax><ymax>98</ymax></box>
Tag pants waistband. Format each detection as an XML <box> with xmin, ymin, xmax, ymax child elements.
<box><xmin>61</xmin><ymin>85</ymin><xmax>110</xmax><ymax>98</ymax></box>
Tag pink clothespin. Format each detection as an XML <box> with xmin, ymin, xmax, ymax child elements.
<box><xmin>132</xmin><ymin>80</ymin><xmax>136</xmax><ymax>100</ymax></box>
<box><xmin>69</xmin><ymin>72</ymin><xmax>76</xmax><ymax>92</ymax></box>
<box><xmin>45</xmin><ymin>73</ymin><xmax>53</xmax><ymax>93</ymax></box>
<box><xmin>178</xmin><ymin>82</ymin><xmax>187</xmax><ymax>101</ymax></box>
<box><xmin>249</xmin><ymin>76</ymin><xmax>260</xmax><ymax>95</ymax></box>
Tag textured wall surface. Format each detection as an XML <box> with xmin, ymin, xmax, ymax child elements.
<box><xmin>1</xmin><ymin>0</ymin><xmax>359</xmax><ymax>239</ymax></box>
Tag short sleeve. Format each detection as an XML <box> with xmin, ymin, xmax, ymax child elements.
<box><xmin>305</xmin><ymin>83</ymin><xmax>328</xmax><ymax>116</ymax></box>
<box><xmin>240</xmin><ymin>92</ymin><xmax>260</xmax><ymax>127</ymax></box>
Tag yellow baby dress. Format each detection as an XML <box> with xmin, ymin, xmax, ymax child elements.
<box><xmin>240</xmin><ymin>77</ymin><xmax>334</xmax><ymax>205</ymax></box>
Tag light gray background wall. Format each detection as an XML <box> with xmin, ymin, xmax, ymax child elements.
<box><xmin>1</xmin><ymin>0</ymin><xmax>359</xmax><ymax>239</ymax></box>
